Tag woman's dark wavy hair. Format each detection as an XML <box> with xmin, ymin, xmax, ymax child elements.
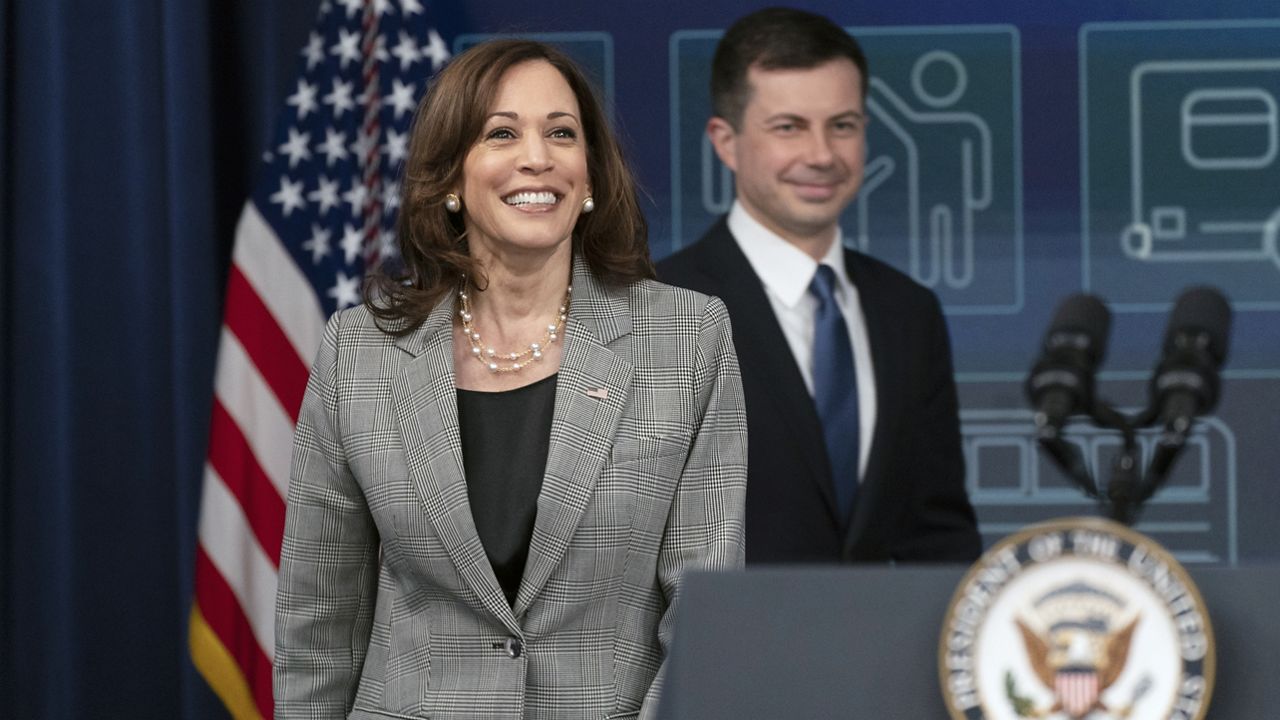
<box><xmin>365</xmin><ymin>39</ymin><xmax>653</xmax><ymax>335</ymax></box>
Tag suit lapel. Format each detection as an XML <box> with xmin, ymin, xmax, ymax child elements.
<box><xmin>514</xmin><ymin>257</ymin><xmax>633</xmax><ymax>616</ymax></box>
<box><xmin>390</xmin><ymin>296</ymin><xmax>517</xmax><ymax>632</ymax></box>
<box><xmin>842</xmin><ymin>250</ymin><xmax>895</xmax><ymax>551</ymax></box>
<box><xmin>698</xmin><ymin>221</ymin><xmax>838</xmax><ymax>519</ymax></box>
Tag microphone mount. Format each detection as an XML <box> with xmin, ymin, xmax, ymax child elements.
<box><xmin>1028</xmin><ymin>288</ymin><xmax>1230</xmax><ymax>527</ymax></box>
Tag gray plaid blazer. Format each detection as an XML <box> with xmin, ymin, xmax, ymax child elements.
<box><xmin>274</xmin><ymin>256</ymin><xmax>747</xmax><ymax>720</ymax></box>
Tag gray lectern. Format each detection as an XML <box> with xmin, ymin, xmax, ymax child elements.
<box><xmin>659</xmin><ymin>566</ymin><xmax>1280</xmax><ymax>719</ymax></box>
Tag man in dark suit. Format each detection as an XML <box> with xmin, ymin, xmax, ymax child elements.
<box><xmin>658</xmin><ymin>7</ymin><xmax>981</xmax><ymax>564</ymax></box>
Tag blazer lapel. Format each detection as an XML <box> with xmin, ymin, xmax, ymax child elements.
<box><xmin>699</xmin><ymin>221</ymin><xmax>839</xmax><ymax>520</ymax></box>
<box><xmin>390</xmin><ymin>295</ymin><xmax>518</xmax><ymax>632</ymax></box>
<box><xmin>513</xmin><ymin>257</ymin><xmax>633</xmax><ymax>617</ymax></box>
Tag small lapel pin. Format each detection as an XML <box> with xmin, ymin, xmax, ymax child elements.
<box><xmin>585</xmin><ymin>387</ymin><xmax>609</xmax><ymax>399</ymax></box>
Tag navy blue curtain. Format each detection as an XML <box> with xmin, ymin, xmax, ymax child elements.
<box><xmin>1</xmin><ymin>1</ymin><xmax>316</xmax><ymax>716</ymax></box>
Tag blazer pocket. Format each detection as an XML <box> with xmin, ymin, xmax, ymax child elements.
<box><xmin>602</xmin><ymin>712</ymin><xmax>639</xmax><ymax>720</ymax></box>
<box><xmin>605</xmin><ymin>435</ymin><xmax>687</xmax><ymax>510</ymax></box>
<box><xmin>595</xmin><ymin>435</ymin><xmax>684</xmax><ymax>521</ymax></box>
<box><xmin>609</xmin><ymin>433</ymin><xmax>686</xmax><ymax>467</ymax></box>
<box><xmin>349</xmin><ymin>707</ymin><xmax>428</xmax><ymax>720</ymax></box>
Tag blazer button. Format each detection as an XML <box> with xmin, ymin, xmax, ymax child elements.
<box><xmin>502</xmin><ymin>637</ymin><xmax>523</xmax><ymax>658</ymax></box>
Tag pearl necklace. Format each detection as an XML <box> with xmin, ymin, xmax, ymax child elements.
<box><xmin>458</xmin><ymin>280</ymin><xmax>572</xmax><ymax>373</ymax></box>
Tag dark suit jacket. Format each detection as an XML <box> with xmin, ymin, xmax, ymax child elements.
<box><xmin>657</xmin><ymin>217</ymin><xmax>981</xmax><ymax>564</ymax></box>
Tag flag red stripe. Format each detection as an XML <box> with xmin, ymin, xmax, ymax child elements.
<box><xmin>207</xmin><ymin>399</ymin><xmax>287</xmax><ymax>565</ymax></box>
<box><xmin>195</xmin><ymin>10</ymin><xmax>453</xmax><ymax>718</ymax></box>
<box><xmin>223</xmin><ymin>265</ymin><xmax>310</xmax><ymax>422</ymax></box>
<box><xmin>195</xmin><ymin>548</ymin><xmax>275</xmax><ymax>719</ymax></box>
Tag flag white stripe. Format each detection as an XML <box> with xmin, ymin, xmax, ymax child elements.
<box><xmin>198</xmin><ymin>463</ymin><xmax>278</xmax><ymax>658</ymax></box>
<box><xmin>214</xmin><ymin>327</ymin><xmax>294</xmax><ymax>498</ymax></box>
<box><xmin>194</xmin><ymin>10</ymin><xmax>454</xmax><ymax>714</ymax></box>
<box><xmin>234</xmin><ymin>202</ymin><xmax>328</xmax><ymax>365</ymax></box>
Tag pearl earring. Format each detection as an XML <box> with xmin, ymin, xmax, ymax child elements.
<box><xmin>581</xmin><ymin>196</ymin><xmax>595</xmax><ymax>214</ymax></box>
<box><xmin>445</xmin><ymin>193</ymin><xmax>461</xmax><ymax>213</ymax></box>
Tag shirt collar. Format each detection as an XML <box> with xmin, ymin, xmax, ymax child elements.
<box><xmin>727</xmin><ymin>201</ymin><xmax>850</xmax><ymax>308</ymax></box>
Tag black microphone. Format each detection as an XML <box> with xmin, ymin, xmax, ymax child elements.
<box><xmin>1138</xmin><ymin>287</ymin><xmax>1232</xmax><ymax>505</ymax></box>
<box><xmin>1025</xmin><ymin>294</ymin><xmax>1112</xmax><ymax>438</ymax></box>
<box><xmin>1150</xmin><ymin>287</ymin><xmax>1231</xmax><ymax>435</ymax></box>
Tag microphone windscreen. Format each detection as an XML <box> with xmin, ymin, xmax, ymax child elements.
<box><xmin>1044</xmin><ymin>293</ymin><xmax>1111</xmax><ymax>368</ymax></box>
<box><xmin>1164</xmin><ymin>286</ymin><xmax>1231</xmax><ymax>367</ymax></box>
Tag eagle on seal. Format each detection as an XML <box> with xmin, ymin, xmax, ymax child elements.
<box><xmin>1016</xmin><ymin>613</ymin><xmax>1139</xmax><ymax>719</ymax></box>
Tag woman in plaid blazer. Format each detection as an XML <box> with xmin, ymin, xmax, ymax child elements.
<box><xmin>273</xmin><ymin>40</ymin><xmax>748</xmax><ymax>720</ymax></box>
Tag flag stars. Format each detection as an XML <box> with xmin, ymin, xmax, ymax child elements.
<box><xmin>401</xmin><ymin>0</ymin><xmax>424</xmax><ymax>15</ymax></box>
<box><xmin>301</xmin><ymin>32</ymin><xmax>325</xmax><ymax>71</ymax></box>
<box><xmin>287</xmin><ymin>79</ymin><xmax>319</xmax><ymax>120</ymax></box>
<box><xmin>391</xmin><ymin>31</ymin><xmax>421</xmax><ymax>71</ymax></box>
<box><xmin>342</xmin><ymin>181</ymin><xmax>369</xmax><ymax>218</ymax></box>
<box><xmin>303</xmin><ymin>224</ymin><xmax>333</xmax><ymax>263</ymax></box>
<box><xmin>270</xmin><ymin>176</ymin><xmax>306</xmax><ymax>217</ymax></box>
<box><xmin>387</xmin><ymin>78</ymin><xmax>417</xmax><ymax>119</ymax></box>
<box><xmin>337</xmin><ymin>0</ymin><xmax>362</xmax><ymax>18</ymax></box>
<box><xmin>351</xmin><ymin>129</ymin><xmax>379</xmax><ymax>165</ymax></box>
<box><xmin>383</xmin><ymin>129</ymin><xmax>408</xmax><ymax>165</ymax></box>
<box><xmin>323</xmin><ymin>79</ymin><xmax>355</xmax><ymax>118</ymax></box>
<box><xmin>308</xmin><ymin>175</ymin><xmax>341</xmax><ymax>215</ymax></box>
<box><xmin>328</xmin><ymin>271</ymin><xmax>362</xmax><ymax>310</ymax></box>
<box><xmin>254</xmin><ymin>16</ymin><xmax>446</xmax><ymax>310</ymax></box>
<box><xmin>383</xmin><ymin>180</ymin><xmax>401</xmax><ymax>211</ymax></box>
<box><xmin>279</xmin><ymin>127</ymin><xmax>312</xmax><ymax>168</ymax></box>
<box><xmin>378</xmin><ymin>228</ymin><xmax>398</xmax><ymax>260</ymax></box>
<box><xmin>422</xmin><ymin>29</ymin><xmax>451</xmax><ymax>71</ymax></box>
<box><xmin>344</xmin><ymin>34</ymin><xmax>388</xmax><ymax>72</ymax></box>
<box><xmin>331</xmin><ymin>28</ymin><xmax>362</xmax><ymax>69</ymax></box>
<box><xmin>340</xmin><ymin>223</ymin><xmax>364</xmax><ymax>265</ymax></box>
<box><xmin>317</xmin><ymin>128</ymin><xmax>349</xmax><ymax>166</ymax></box>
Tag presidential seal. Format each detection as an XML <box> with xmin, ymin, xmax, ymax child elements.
<box><xmin>939</xmin><ymin>517</ymin><xmax>1214</xmax><ymax>720</ymax></box>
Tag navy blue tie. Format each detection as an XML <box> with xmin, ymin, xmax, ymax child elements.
<box><xmin>810</xmin><ymin>264</ymin><xmax>860</xmax><ymax>521</ymax></box>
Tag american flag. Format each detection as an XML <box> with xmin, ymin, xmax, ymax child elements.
<box><xmin>188</xmin><ymin>1</ymin><xmax>452</xmax><ymax>717</ymax></box>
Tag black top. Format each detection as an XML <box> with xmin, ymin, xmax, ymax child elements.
<box><xmin>456</xmin><ymin>373</ymin><xmax>558</xmax><ymax>606</ymax></box>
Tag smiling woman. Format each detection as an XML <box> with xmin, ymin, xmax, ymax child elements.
<box><xmin>449</xmin><ymin>59</ymin><xmax>593</xmax><ymax>388</ymax></box>
<box><xmin>367</xmin><ymin>40</ymin><xmax>653</xmax><ymax>337</ymax></box>
<box><xmin>273</xmin><ymin>39</ymin><xmax>748</xmax><ymax>720</ymax></box>
<box><xmin>460</xmin><ymin>60</ymin><xmax>591</xmax><ymax>263</ymax></box>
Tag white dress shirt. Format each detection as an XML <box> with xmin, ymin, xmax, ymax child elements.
<box><xmin>727</xmin><ymin>201</ymin><xmax>877</xmax><ymax>480</ymax></box>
